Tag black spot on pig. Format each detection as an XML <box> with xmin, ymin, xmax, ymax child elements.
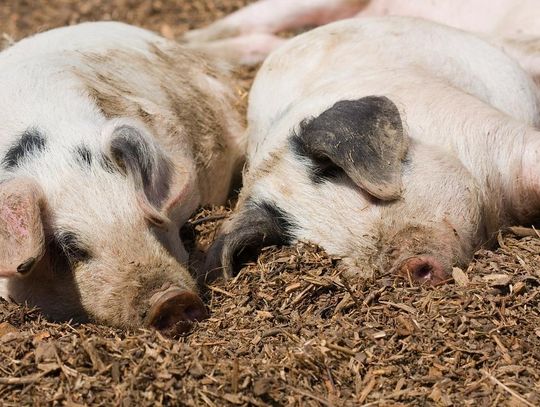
<box><xmin>2</xmin><ymin>128</ymin><xmax>46</xmax><ymax>169</ymax></box>
<box><xmin>100</xmin><ymin>154</ymin><xmax>117</xmax><ymax>174</ymax></box>
<box><xmin>289</xmin><ymin>96</ymin><xmax>408</xmax><ymax>200</ymax></box>
<box><xmin>260</xmin><ymin>201</ymin><xmax>297</xmax><ymax>245</ymax></box>
<box><xmin>75</xmin><ymin>145</ymin><xmax>93</xmax><ymax>167</ymax></box>
<box><xmin>204</xmin><ymin>199</ymin><xmax>297</xmax><ymax>280</ymax></box>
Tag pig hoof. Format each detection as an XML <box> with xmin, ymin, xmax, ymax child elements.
<box><xmin>145</xmin><ymin>290</ymin><xmax>208</xmax><ymax>336</ymax></box>
<box><xmin>400</xmin><ymin>256</ymin><xmax>449</xmax><ymax>286</ymax></box>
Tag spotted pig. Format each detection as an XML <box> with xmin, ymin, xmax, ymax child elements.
<box><xmin>0</xmin><ymin>22</ymin><xmax>244</xmax><ymax>335</ymax></box>
<box><xmin>205</xmin><ymin>17</ymin><xmax>540</xmax><ymax>285</ymax></box>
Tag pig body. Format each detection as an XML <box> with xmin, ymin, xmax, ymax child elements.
<box><xmin>187</xmin><ymin>0</ymin><xmax>540</xmax><ymax>38</ymax></box>
<box><xmin>184</xmin><ymin>0</ymin><xmax>540</xmax><ymax>84</ymax></box>
<box><xmin>0</xmin><ymin>22</ymin><xmax>244</xmax><ymax>334</ymax></box>
<box><xmin>207</xmin><ymin>17</ymin><xmax>540</xmax><ymax>284</ymax></box>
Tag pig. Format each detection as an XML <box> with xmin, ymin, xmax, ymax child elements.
<box><xmin>0</xmin><ymin>21</ymin><xmax>245</xmax><ymax>335</ymax></box>
<box><xmin>204</xmin><ymin>17</ymin><xmax>540</xmax><ymax>285</ymax></box>
<box><xmin>183</xmin><ymin>0</ymin><xmax>540</xmax><ymax>84</ymax></box>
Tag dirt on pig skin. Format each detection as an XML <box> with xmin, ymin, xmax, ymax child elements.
<box><xmin>1</xmin><ymin>1</ymin><xmax>540</xmax><ymax>406</ymax></box>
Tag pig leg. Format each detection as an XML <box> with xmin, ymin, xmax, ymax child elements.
<box><xmin>187</xmin><ymin>33</ymin><xmax>287</xmax><ymax>66</ymax></box>
<box><xmin>184</xmin><ymin>0</ymin><xmax>367</xmax><ymax>65</ymax></box>
<box><xmin>183</xmin><ymin>0</ymin><xmax>367</xmax><ymax>43</ymax></box>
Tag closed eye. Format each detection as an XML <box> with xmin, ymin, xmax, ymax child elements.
<box><xmin>53</xmin><ymin>231</ymin><xmax>91</xmax><ymax>264</ymax></box>
<box><xmin>310</xmin><ymin>155</ymin><xmax>345</xmax><ymax>181</ymax></box>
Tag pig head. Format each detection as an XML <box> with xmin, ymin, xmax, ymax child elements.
<box><xmin>0</xmin><ymin>22</ymin><xmax>245</xmax><ymax>335</ymax></box>
<box><xmin>205</xmin><ymin>18</ymin><xmax>540</xmax><ymax>286</ymax></box>
<box><xmin>207</xmin><ymin>97</ymin><xmax>487</xmax><ymax>284</ymax></box>
<box><xmin>0</xmin><ymin>122</ymin><xmax>207</xmax><ymax>335</ymax></box>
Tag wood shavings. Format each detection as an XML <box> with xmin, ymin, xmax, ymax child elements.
<box><xmin>1</xmin><ymin>2</ymin><xmax>539</xmax><ymax>404</ymax></box>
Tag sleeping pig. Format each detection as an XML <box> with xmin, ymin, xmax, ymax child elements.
<box><xmin>184</xmin><ymin>0</ymin><xmax>540</xmax><ymax>84</ymax></box>
<box><xmin>0</xmin><ymin>22</ymin><xmax>244</xmax><ymax>335</ymax></box>
<box><xmin>205</xmin><ymin>17</ymin><xmax>540</xmax><ymax>285</ymax></box>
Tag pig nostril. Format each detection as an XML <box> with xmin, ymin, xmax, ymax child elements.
<box><xmin>412</xmin><ymin>263</ymin><xmax>432</xmax><ymax>281</ymax></box>
<box><xmin>183</xmin><ymin>304</ymin><xmax>207</xmax><ymax>322</ymax></box>
<box><xmin>399</xmin><ymin>256</ymin><xmax>448</xmax><ymax>286</ymax></box>
<box><xmin>145</xmin><ymin>289</ymin><xmax>208</xmax><ymax>336</ymax></box>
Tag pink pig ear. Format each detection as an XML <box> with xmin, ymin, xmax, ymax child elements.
<box><xmin>0</xmin><ymin>178</ymin><xmax>46</xmax><ymax>277</ymax></box>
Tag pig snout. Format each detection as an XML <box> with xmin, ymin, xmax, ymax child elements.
<box><xmin>398</xmin><ymin>256</ymin><xmax>449</xmax><ymax>285</ymax></box>
<box><xmin>145</xmin><ymin>288</ymin><xmax>208</xmax><ymax>336</ymax></box>
<box><xmin>380</xmin><ymin>222</ymin><xmax>471</xmax><ymax>286</ymax></box>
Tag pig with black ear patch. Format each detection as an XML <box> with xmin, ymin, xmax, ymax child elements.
<box><xmin>205</xmin><ymin>17</ymin><xmax>540</xmax><ymax>286</ymax></box>
<box><xmin>0</xmin><ymin>22</ymin><xmax>245</xmax><ymax>336</ymax></box>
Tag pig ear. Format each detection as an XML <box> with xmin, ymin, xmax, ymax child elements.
<box><xmin>291</xmin><ymin>96</ymin><xmax>408</xmax><ymax>200</ymax></box>
<box><xmin>203</xmin><ymin>200</ymin><xmax>296</xmax><ymax>280</ymax></box>
<box><xmin>0</xmin><ymin>178</ymin><xmax>46</xmax><ymax>277</ymax></box>
<box><xmin>106</xmin><ymin>124</ymin><xmax>174</xmax><ymax>226</ymax></box>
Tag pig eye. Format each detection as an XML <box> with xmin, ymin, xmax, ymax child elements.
<box><xmin>53</xmin><ymin>231</ymin><xmax>91</xmax><ymax>264</ymax></box>
<box><xmin>310</xmin><ymin>155</ymin><xmax>345</xmax><ymax>182</ymax></box>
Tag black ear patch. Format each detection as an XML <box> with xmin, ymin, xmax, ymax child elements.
<box><xmin>204</xmin><ymin>200</ymin><xmax>297</xmax><ymax>281</ymax></box>
<box><xmin>110</xmin><ymin>125</ymin><xmax>156</xmax><ymax>189</ymax></box>
<box><xmin>290</xmin><ymin>96</ymin><xmax>408</xmax><ymax>200</ymax></box>
<box><xmin>108</xmin><ymin>125</ymin><xmax>171</xmax><ymax>208</ymax></box>
<box><xmin>3</xmin><ymin>128</ymin><xmax>46</xmax><ymax>170</ymax></box>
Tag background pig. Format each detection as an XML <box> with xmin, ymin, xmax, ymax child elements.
<box><xmin>183</xmin><ymin>0</ymin><xmax>540</xmax><ymax>84</ymax></box>
<box><xmin>205</xmin><ymin>17</ymin><xmax>540</xmax><ymax>285</ymax></box>
<box><xmin>0</xmin><ymin>22</ymin><xmax>244</xmax><ymax>335</ymax></box>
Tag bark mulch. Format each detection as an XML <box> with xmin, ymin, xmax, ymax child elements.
<box><xmin>1</xmin><ymin>1</ymin><xmax>539</xmax><ymax>405</ymax></box>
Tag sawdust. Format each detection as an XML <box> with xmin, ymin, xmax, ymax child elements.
<box><xmin>1</xmin><ymin>1</ymin><xmax>540</xmax><ymax>406</ymax></box>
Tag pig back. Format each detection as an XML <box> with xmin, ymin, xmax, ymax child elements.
<box><xmin>0</xmin><ymin>22</ymin><xmax>245</xmax><ymax>204</ymax></box>
<box><xmin>247</xmin><ymin>16</ymin><xmax>540</xmax><ymax>163</ymax></box>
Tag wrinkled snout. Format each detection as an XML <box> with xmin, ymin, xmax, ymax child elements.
<box><xmin>145</xmin><ymin>288</ymin><xmax>208</xmax><ymax>337</ymax></box>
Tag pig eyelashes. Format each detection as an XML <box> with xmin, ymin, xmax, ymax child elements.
<box><xmin>290</xmin><ymin>132</ymin><xmax>345</xmax><ymax>183</ymax></box>
<box><xmin>2</xmin><ymin>128</ymin><xmax>47</xmax><ymax>170</ymax></box>
<box><xmin>52</xmin><ymin>231</ymin><xmax>91</xmax><ymax>264</ymax></box>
